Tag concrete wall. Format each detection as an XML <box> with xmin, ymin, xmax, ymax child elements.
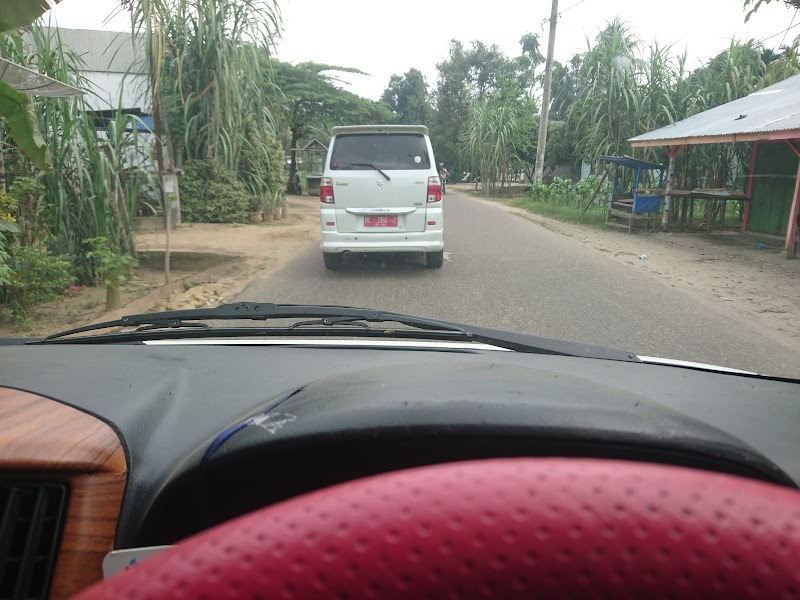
<box><xmin>81</xmin><ymin>71</ymin><xmax>149</xmax><ymax>112</ymax></box>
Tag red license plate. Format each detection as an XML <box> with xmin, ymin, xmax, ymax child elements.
<box><xmin>364</xmin><ymin>215</ymin><xmax>398</xmax><ymax>227</ymax></box>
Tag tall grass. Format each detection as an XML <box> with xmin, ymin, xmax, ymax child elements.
<box><xmin>0</xmin><ymin>25</ymin><xmax>149</xmax><ymax>280</ymax></box>
<box><xmin>510</xmin><ymin>176</ymin><xmax>609</xmax><ymax>225</ymax></box>
<box><xmin>461</xmin><ymin>98</ymin><xmax>519</xmax><ymax>194</ymax></box>
<box><xmin>128</xmin><ymin>0</ymin><xmax>284</xmax><ymax>197</ymax></box>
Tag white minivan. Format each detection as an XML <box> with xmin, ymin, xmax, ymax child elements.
<box><xmin>319</xmin><ymin>125</ymin><xmax>444</xmax><ymax>270</ymax></box>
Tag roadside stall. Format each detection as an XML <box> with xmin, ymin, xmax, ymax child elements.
<box><xmin>601</xmin><ymin>156</ymin><xmax>665</xmax><ymax>233</ymax></box>
<box><xmin>291</xmin><ymin>139</ymin><xmax>328</xmax><ymax>196</ymax></box>
<box><xmin>630</xmin><ymin>74</ymin><xmax>800</xmax><ymax>258</ymax></box>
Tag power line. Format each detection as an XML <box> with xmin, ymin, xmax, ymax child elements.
<box><xmin>559</xmin><ymin>0</ymin><xmax>589</xmax><ymax>16</ymax></box>
<box><xmin>779</xmin><ymin>9</ymin><xmax>799</xmax><ymax>47</ymax></box>
<box><xmin>756</xmin><ymin>20</ymin><xmax>800</xmax><ymax>45</ymax></box>
<box><xmin>540</xmin><ymin>0</ymin><xmax>588</xmax><ymax>30</ymax></box>
<box><xmin>702</xmin><ymin>20</ymin><xmax>800</xmax><ymax>64</ymax></box>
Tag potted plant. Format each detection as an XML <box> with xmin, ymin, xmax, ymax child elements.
<box><xmin>85</xmin><ymin>237</ymin><xmax>138</xmax><ymax>311</ymax></box>
<box><xmin>248</xmin><ymin>196</ymin><xmax>263</xmax><ymax>223</ymax></box>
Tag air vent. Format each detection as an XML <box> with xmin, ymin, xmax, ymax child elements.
<box><xmin>0</xmin><ymin>482</ymin><xmax>68</xmax><ymax>600</ymax></box>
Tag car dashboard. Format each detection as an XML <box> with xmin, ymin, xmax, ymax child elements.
<box><xmin>1</xmin><ymin>342</ymin><xmax>799</xmax><ymax>598</ymax></box>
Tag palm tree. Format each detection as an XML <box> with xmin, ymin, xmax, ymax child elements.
<box><xmin>461</xmin><ymin>99</ymin><xmax>520</xmax><ymax>194</ymax></box>
<box><xmin>568</xmin><ymin>19</ymin><xmax>642</xmax><ymax>161</ymax></box>
<box><xmin>128</xmin><ymin>0</ymin><xmax>281</xmax><ymax>167</ymax></box>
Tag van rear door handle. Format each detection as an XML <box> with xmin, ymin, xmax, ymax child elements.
<box><xmin>345</xmin><ymin>207</ymin><xmax>416</xmax><ymax>215</ymax></box>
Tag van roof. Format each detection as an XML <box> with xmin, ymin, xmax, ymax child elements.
<box><xmin>330</xmin><ymin>125</ymin><xmax>429</xmax><ymax>136</ymax></box>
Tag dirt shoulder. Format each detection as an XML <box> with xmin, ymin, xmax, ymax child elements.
<box><xmin>0</xmin><ymin>194</ymin><xmax>319</xmax><ymax>337</ymax></box>
<box><xmin>472</xmin><ymin>194</ymin><xmax>800</xmax><ymax>350</ymax></box>
<box><xmin>139</xmin><ymin>195</ymin><xmax>319</xmax><ymax>311</ymax></box>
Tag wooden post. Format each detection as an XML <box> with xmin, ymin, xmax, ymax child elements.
<box><xmin>581</xmin><ymin>170</ymin><xmax>608</xmax><ymax>214</ymax></box>
<box><xmin>533</xmin><ymin>0</ymin><xmax>559</xmax><ymax>182</ymax></box>
<box><xmin>721</xmin><ymin>199</ymin><xmax>727</xmax><ymax>230</ymax></box>
<box><xmin>742</xmin><ymin>142</ymin><xmax>759</xmax><ymax>233</ymax></box>
<box><xmin>662</xmin><ymin>146</ymin><xmax>684</xmax><ymax>229</ymax></box>
<box><xmin>146</xmin><ymin>6</ymin><xmax>170</xmax><ymax>283</ymax></box>
<box><xmin>782</xmin><ymin>156</ymin><xmax>800</xmax><ymax>258</ymax></box>
<box><xmin>630</xmin><ymin>167</ymin><xmax>642</xmax><ymax>233</ymax></box>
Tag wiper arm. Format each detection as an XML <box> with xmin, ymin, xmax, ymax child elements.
<box><xmin>33</xmin><ymin>302</ymin><xmax>640</xmax><ymax>363</ymax></box>
<box><xmin>37</xmin><ymin>302</ymin><xmax>466</xmax><ymax>342</ymax></box>
<box><xmin>135</xmin><ymin>321</ymin><xmax>211</xmax><ymax>333</ymax></box>
<box><xmin>291</xmin><ymin>316</ymin><xmax>369</xmax><ymax>329</ymax></box>
<box><xmin>347</xmin><ymin>163</ymin><xmax>391</xmax><ymax>181</ymax></box>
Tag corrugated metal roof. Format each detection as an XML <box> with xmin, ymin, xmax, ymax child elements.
<box><xmin>0</xmin><ymin>57</ymin><xmax>84</xmax><ymax>96</ymax></box>
<box><xmin>28</xmin><ymin>28</ymin><xmax>146</xmax><ymax>74</ymax></box>
<box><xmin>630</xmin><ymin>74</ymin><xmax>800</xmax><ymax>145</ymax></box>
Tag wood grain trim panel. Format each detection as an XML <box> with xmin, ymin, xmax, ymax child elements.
<box><xmin>0</xmin><ymin>387</ymin><xmax>127</xmax><ymax>598</ymax></box>
<box><xmin>0</xmin><ymin>387</ymin><xmax>125</xmax><ymax>472</ymax></box>
<box><xmin>50</xmin><ymin>472</ymin><xmax>127</xmax><ymax>598</ymax></box>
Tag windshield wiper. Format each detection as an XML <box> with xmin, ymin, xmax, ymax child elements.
<box><xmin>30</xmin><ymin>302</ymin><xmax>640</xmax><ymax>363</ymax></box>
<box><xmin>37</xmin><ymin>302</ymin><xmax>466</xmax><ymax>342</ymax></box>
<box><xmin>345</xmin><ymin>163</ymin><xmax>391</xmax><ymax>181</ymax></box>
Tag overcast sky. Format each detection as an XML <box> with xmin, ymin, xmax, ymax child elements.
<box><xmin>48</xmin><ymin>0</ymin><xmax>800</xmax><ymax>99</ymax></box>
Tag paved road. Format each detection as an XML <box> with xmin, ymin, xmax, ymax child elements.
<box><xmin>237</xmin><ymin>190</ymin><xmax>798</xmax><ymax>377</ymax></box>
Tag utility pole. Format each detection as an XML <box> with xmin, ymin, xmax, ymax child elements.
<box><xmin>534</xmin><ymin>0</ymin><xmax>559</xmax><ymax>182</ymax></box>
<box><xmin>146</xmin><ymin>5</ymin><xmax>171</xmax><ymax>283</ymax></box>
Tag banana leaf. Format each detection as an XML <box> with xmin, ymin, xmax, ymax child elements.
<box><xmin>0</xmin><ymin>79</ymin><xmax>49</xmax><ymax>169</ymax></box>
<box><xmin>0</xmin><ymin>0</ymin><xmax>61</xmax><ymax>33</ymax></box>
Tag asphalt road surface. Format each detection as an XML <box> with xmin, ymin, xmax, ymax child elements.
<box><xmin>237</xmin><ymin>190</ymin><xmax>798</xmax><ymax>377</ymax></box>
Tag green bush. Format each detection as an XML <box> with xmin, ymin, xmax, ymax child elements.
<box><xmin>525</xmin><ymin>176</ymin><xmax>610</xmax><ymax>209</ymax></box>
<box><xmin>3</xmin><ymin>246</ymin><xmax>74</xmax><ymax>321</ymax></box>
<box><xmin>84</xmin><ymin>237</ymin><xmax>138</xmax><ymax>289</ymax></box>
<box><xmin>180</xmin><ymin>160</ymin><xmax>251</xmax><ymax>223</ymax></box>
<box><xmin>0</xmin><ymin>236</ymin><xmax>11</xmax><ymax>288</ymax></box>
<box><xmin>238</xmin><ymin>130</ymin><xmax>287</xmax><ymax>199</ymax></box>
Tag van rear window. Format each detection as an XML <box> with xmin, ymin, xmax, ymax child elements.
<box><xmin>331</xmin><ymin>133</ymin><xmax>431</xmax><ymax>171</ymax></box>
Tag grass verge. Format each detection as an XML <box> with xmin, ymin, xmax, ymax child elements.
<box><xmin>461</xmin><ymin>188</ymin><xmax>607</xmax><ymax>227</ymax></box>
<box><xmin>508</xmin><ymin>197</ymin><xmax>608</xmax><ymax>226</ymax></box>
<box><xmin>460</xmin><ymin>187</ymin><xmax>608</xmax><ymax>226</ymax></box>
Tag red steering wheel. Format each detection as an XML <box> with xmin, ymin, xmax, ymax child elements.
<box><xmin>75</xmin><ymin>458</ymin><xmax>800</xmax><ymax>599</ymax></box>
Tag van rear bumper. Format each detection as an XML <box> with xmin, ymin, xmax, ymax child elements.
<box><xmin>320</xmin><ymin>230</ymin><xmax>444</xmax><ymax>253</ymax></box>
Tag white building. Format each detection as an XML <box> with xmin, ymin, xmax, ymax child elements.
<box><xmin>49</xmin><ymin>28</ymin><xmax>150</xmax><ymax>115</ymax></box>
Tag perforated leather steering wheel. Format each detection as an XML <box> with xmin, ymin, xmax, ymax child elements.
<box><xmin>74</xmin><ymin>458</ymin><xmax>800</xmax><ymax>599</ymax></box>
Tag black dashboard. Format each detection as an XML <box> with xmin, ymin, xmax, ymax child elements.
<box><xmin>1</xmin><ymin>342</ymin><xmax>799</xmax><ymax>550</ymax></box>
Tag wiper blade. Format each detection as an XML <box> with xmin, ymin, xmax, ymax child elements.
<box><xmin>346</xmin><ymin>163</ymin><xmax>391</xmax><ymax>181</ymax></box>
<box><xmin>33</xmin><ymin>302</ymin><xmax>641</xmax><ymax>363</ymax></box>
<box><xmin>37</xmin><ymin>302</ymin><xmax>467</xmax><ymax>342</ymax></box>
<box><xmin>32</xmin><ymin>326</ymin><xmax>472</xmax><ymax>345</ymax></box>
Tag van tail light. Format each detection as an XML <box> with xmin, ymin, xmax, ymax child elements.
<box><xmin>427</xmin><ymin>176</ymin><xmax>441</xmax><ymax>203</ymax></box>
<box><xmin>320</xmin><ymin>177</ymin><xmax>334</xmax><ymax>204</ymax></box>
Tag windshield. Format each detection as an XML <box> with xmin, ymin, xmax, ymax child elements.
<box><xmin>331</xmin><ymin>134</ymin><xmax>431</xmax><ymax>170</ymax></box>
<box><xmin>1</xmin><ymin>0</ymin><xmax>798</xmax><ymax>380</ymax></box>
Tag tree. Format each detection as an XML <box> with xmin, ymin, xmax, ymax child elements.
<box><xmin>461</xmin><ymin>98</ymin><xmax>520</xmax><ymax>193</ymax></box>
<box><xmin>270</xmin><ymin>61</ymin><xmax>393</xmax><ymax>178</ymax></box>
<box><xmin>129</xmin><ymin>0</ymin><xmax>281</xmax><ymax>170</ymax></box>
<box><xmin>432</xmin><ymin>35</ymin><xmax>541</xmax><ymax>171</ymax></box>
<box><xmin>567</xmin><ymin>19</ymin><xmax>642</xmax><ymax>161</ymax></box>
<box><xmin>762</xmin><ymin>39</ymin><xmax>800</xmax><ymax>84</ymax></box>
<box><xmin>691</xmin><ymin>40</ymin><xmax>766</xmax><ymax>103</ymax></box>
<box><xmin>381</xmin><ymin>68</ymin><xmax>431</xmax><ymax>125</ymax></box>
<box><xmin>541</xmin><ymin>120</ymin><xmax>577</xmax><ymax>178</ymax></box>
<box><xmin>549</xmin><ymin>59</ymin><xmax>579</xmax><ymax>121</ymax></box>
<box><xmin>744</xmin><ymin>0</ymin><xmax>800</xmax><ymax>21</ymax></box>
